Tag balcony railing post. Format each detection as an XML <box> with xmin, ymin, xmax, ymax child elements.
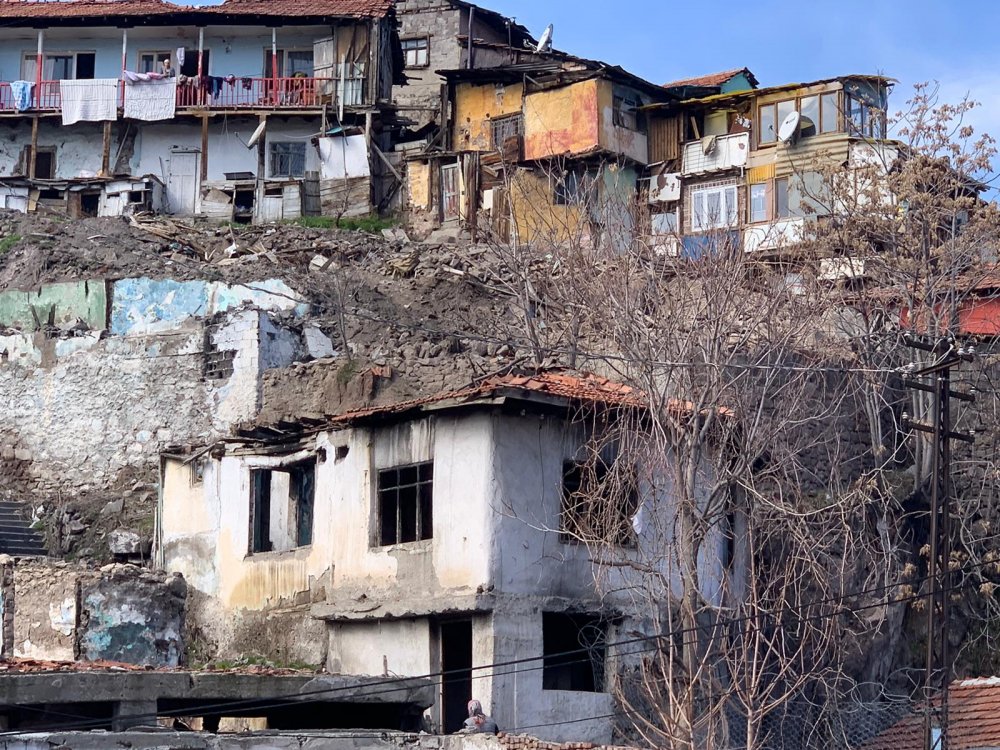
<box><xmin>34</xmin><ymin>30</ymin><xmax>44</xmax><ymax>109</ymax></box>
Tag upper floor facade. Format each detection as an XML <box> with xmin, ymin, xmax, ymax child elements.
<box><xmin>0</xmin><ymin>0</ymin><xmax>398</xmax><ymax>118</ymax></box>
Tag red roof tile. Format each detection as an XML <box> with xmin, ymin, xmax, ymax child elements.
<box><xmin>0</xmin><ymin>0</ymin><xmax>392</xmax><ymax>20</ymax></box>
<box><xmin>664</xmin><ymin>67</ymin><xmax>755</xmax><ymax>89</ymax></box>
<box><xmin>863</xmin><ymin>679</ymin><xmax>1000</xmax><ymax>750</ymax></box>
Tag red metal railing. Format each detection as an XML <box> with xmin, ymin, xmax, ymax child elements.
<box><xmin>0</xmin><ymin>77</ymin><xmax>336</xmax><ymax>113</ymax></box>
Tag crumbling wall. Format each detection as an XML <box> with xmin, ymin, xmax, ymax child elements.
<box><xmin>79</xmin><ymin>563</ymin><xmax>186</xmax><ymax>667</ymax></box>
<box><xmin>6</xmin><ymin>559</ymin><xmax>185</xmax><ymax>667</ymax></box>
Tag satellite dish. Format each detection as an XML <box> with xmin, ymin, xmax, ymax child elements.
<box><xmin>777</xmin><ymin>110</ymin><xmax>801</xmax><ymax>144</ymax></box>
<box><xmin>535</xmin><ymin>24</ymin><xmax>553</xmax><ymax>53</ymax></box>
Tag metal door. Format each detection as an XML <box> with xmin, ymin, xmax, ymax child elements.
<box><xmin>166</xmin><ymin>149</ymin><xmax>199</xmax><ymax>215</ymax></box>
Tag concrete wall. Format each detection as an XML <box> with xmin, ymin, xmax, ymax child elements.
<box><xmin>452</xmin><ymin>81</ymin><xmax>524</xmax><ymax>152</ymax></box>
<box><xmin>523</xmin><ymin>80</ymin><xmax>600</xmax><ymax>162</ymax></box>
<box><xmin>0</xmin><ymin>279</ymin><xmax>107</xmax><ymax>331</ymax></box>
<box><xmin>5</xmin><ymin>559</ymin><xmax>185</xmax><ymax>666</ymax></box>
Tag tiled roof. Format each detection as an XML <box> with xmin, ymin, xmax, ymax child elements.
<box><xmin>664</xmin><ymin>68</ymin><xmax>755</xmax><ymax>89</ymax></box>
<box><xmin>0</xmin><ymin>0</ymin><xmax>392</xmax><ymax>19</ymax></box>
<box><xmin>862</xmin><ymin>679</ymin><xmax>1000</xmax><ymax>750</ymax></box>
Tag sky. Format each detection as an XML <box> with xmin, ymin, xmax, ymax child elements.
<box><xmin>484</xmin><ymin>0</ymin><xmax>1000</xmax><ymax>143</ymax></box>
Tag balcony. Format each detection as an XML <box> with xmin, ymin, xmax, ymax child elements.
<box><xmin>681</xmin><ymin>132</ymin><xmax>750</xmax><ymax>176</ymax></box>
<box><xmin>0</xmin><ymin>77</ymin><xmax>343</xmax><ymax>115</ymax></box>
<box><xmin>742</xmin><ymin>217</ymin><xmax>814</xmax><ymax>253</ymax></box>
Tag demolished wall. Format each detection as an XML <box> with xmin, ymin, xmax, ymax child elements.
<box><xmin>0</xmin><ymin>558</ymin><xmax>186</xmax><ymax>667</ymax></box>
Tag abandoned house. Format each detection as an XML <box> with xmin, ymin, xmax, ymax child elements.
<box><xmin>158</xmin><ymin>370</ymin><xmax>743</xmax><ymax>743</ymax></box>
<box><xmin>404</xmin><ymin>58</ymin><xmax>673</xmax><ymax>245</ymax></box>
<box><xmin>393</xmin><ymin>0</ymin><xmax>543</xmax><ymax>133</ymax></box>
<box><xmin>0</xmin><ymin>0</ymin><xmax>400</xmax><ymax>222</ymax></box>
<box><xmin>644</xmin><ymin>73</ymin><xmax>896</xmax><ymax>262</ymax></box>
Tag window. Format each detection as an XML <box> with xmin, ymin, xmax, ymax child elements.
<box><xmin>269</xmin><ymin>142</ymin><xmax>306</xmax><ymax>178</ymax></box>
<box><xmin>542</xmin><ymin>613</ymin><xmax>608</xmax><ymax>692</ymax></box>
<box><xmin>401</xmin><ymin>37</ymin><xmax>430</xmax><ymax>68</ymax></box>
<box><xmin>250</xmin><ymin>460</ymin><xmax>316</xmax><ymax>554</ymax></box>
<box><xmin>613</xmin><ymin>94</ymin><xmax>642</xmax><ymax>132</ymax></box>
<box><xmin>758</xmin><ymin>104</ymin><xmax>777</xmax><ymax>145</ymax></box>
<box><xmin>561</xmin><ymin>458</ymin><xmax>638</xmax><ymax>546</ymax></box>
<box><xmin>553</xmin><ymin>170</ymin><xmax>586</xmax><ymax>206</ymax></box>
<box><xmin>775</xmin><ymin>177</ymin><xmax>790</xmax><ymax>219</ymax></box>
<box><xmin>491</xmin><ymin>113</ymin><xmax>524</xmax><ymax>150</ymax></box>
<box><xmin>264</xmin><ymin>49</ymin><xmax>314</xmax><ymax>78</ymax></box>
<box><xmin>378</xmin><ymin>462</ymin><xmax>433</xmax><ymax>546</ymax></box>
<box><xmin>799</xmin><ymin>95</ymin><xmax>819</xmax><ymax>138</ymax></box>
<box><xmin>22</xmin><ymin>52</ymin><xmax>95</xmax><ymax>81</ymax></box>
<box><xmin>139</xmin><ymin>51</ymin><xmax>172</xmax><ymax>75</ymax></box>
<box><xmin>749</xmin><ymin>182</ymin><xmax>767</xmax><ymax>223</ymax></box>
<box><xmin>845</xmin><ymin>94</ymin><xmax>885</xmax><ymax>138</ymax></box>
<box><xmin>691</xmin><ymin>184</ymin><xmax>738</xmax><ymax>231</ymax></box>
<box><xmin>820</xmin><ymin>92</ymin><xmax>839</xmax><ymax>134</ymax></box>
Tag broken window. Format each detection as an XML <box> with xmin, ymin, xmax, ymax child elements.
<box><xmin>690</xmin><ymin>183</ymin><xmax>738</xmax><ymax>231</ymax></box>
<box><xmin>401</xmin><ymin>37</ymin><xmax>430</xmax><ymax>68</ymax></box>
<box><xmin>612</xmin><ymin>94</ymin><xmax>642</xmax><ymax>132</ymax></box>
<box><xmin>799</xmin><ymin>95</ymin><xmax>819</xmax><ymax>138</ymax></box>
<box><xmin>491</xmin><ymin>114</ymin><xmax>524</xmax><ymax>151</ymax></box>
<box><xmin>377</xmin><ymin>462</ymin><xmax>433</xmax><ymax>546</ymax></box>
<box><xmin>845</xmin><ymin>93</ymin><xmax>885</xmax><ymax>139</ymax></box>
<box><xmin>775</xmin><ymin>177</ymin><xmax>790</xmax><ymax>219</ymax></box>
<box><xmin>759</xmin><ymin>92</ymin><xmax>844</xmax><ymax>145</ymax></box>
<box><xmin>561</xmin><ymin>456</ymin><xmax>638</xmax><ymax>546</ymax></box>
<box><xmin>542</xmin><ymin>613</ymin><xmax>608</xmax><ymax>692</ymax></box>
<box><xmin>269</xmin><ymin>142</ymin><xmax>306</xmax><ymax>178</ymax></box>
<box><xmin>250</xmin><ymin>460</ymin><xmax>316</xmax><ymax>553</ymax></box>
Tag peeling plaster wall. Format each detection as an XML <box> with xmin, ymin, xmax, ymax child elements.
<box><xmin>523</xmin><ymin>80</ymin><xmax>600</xmax><ymax>162</ymax></box>
<box><xmin>12</xmin><ymin>562</ymin><xmax>80</xmax><ymax>661</ymax></box>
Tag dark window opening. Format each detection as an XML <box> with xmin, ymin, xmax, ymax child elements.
<box><xmin>542</xmin><ymin>612</ymin><xmax>607</xmax><ymax>692</ymax></box>
<box><xmin>439</xmin><ymin>620</ymin><xmax>473</xmax><ymax>733</ymax></box>
<box><xmin>561</xmin><ymin>458</ymin><xmax>638</xmax><ymax>546</ymax></box>
<box><xmin>234</xmin><ymin>188</ymin><xmax>255</xmax><ymax>224</ymax></box>
<box><xmin>180</xmin><ymin>50</ymin><xmax>210</xmax><ymax>78</ymax></box>
<box><xmin>75</xmin><ymin>52</ymin><xmax>95</xmax><ymax>80</ymax></box>
<box><xmin>612</xmin><ymin>92</ymin><xmax>644</xmax><ymax>132</ymax></box>
<box><xmin>378</xmin><ymin>462</ymin><xmax>433</xmax><ymax>546</ymax></box>
<box><xmin>37</xmin><ymin>188</ymin><xmax>62</xmax><ymax>201</ymax></box>
<box><xmin>80</xmin><ymin>192</ymin><xmax>100</xmax><ymax>217</ymax></box>
<box><xmin>34</xmin><ymin>149</ymin><xmax>55</xmax><ymax>179</ymax></box>
<box><xmin>250</xmin><ymin>460</ymin><xmax>316</xmax><ymax>554</ymax></box>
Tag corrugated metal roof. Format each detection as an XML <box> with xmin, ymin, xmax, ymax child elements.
<box><xmin>0</xmin><ymin>0</ymin><xmax>392</xmax><ymax>20</ymax></box>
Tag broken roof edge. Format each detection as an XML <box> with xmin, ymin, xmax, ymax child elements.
<box><xmin>663</xmin><ymin>66</ymin><xmax>760</xmax><ymax>90</ymax></box>
<box><xmin>643</xmin><ymin>73</ymin><xmax>898</xmax><ymax>111</ymax></box>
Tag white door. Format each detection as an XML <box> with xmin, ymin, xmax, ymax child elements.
<box><xmin>166</xmin><ymin>150</ymin><xmax>199</xmax><ymax>215</ymax></box>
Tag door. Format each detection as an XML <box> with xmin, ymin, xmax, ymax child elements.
<box><xmin>166</xmin><ymin>150</ymin><xmax>199</xmax><ymax>215</ymax></box>
<box><xmin>441</xmin><ymin>164</ymin><xmax>459</xmax><ymax>221</ymax></box>
<box><xmin>440</xmin><ymin>620</ymin><xmax>473</xmax><ymax>733</ymax></box>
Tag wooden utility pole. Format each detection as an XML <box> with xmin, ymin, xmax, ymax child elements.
<box><xmin>902</xmin><ymin>334</ymin><xmax>975</xmax><ymax>750</ymax></box>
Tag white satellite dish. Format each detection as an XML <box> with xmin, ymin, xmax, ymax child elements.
<box><xmin>535</xmin><ymin>24</ymin><xmax>553</xmax><ymax>53</ymax></box>
<box><xmin>777</xmin><ymin>110</ymin><xmax>801</xmax><ymax>144</ymax></box>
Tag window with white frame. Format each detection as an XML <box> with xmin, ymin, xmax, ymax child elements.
<box><xmin>690</xmin><ymin>183</ymin><xmax>738</xmax><ymax>231</ymax></box>
<box><xmin>264</xmin><ymin>49</ymin><xmax>314</xmax><ymax>78</ymax></box>
<box><xmin>401</xmin><ymin>37</ymin><xmax>430</xmax><ymax>68</ymax></box>
<box><xmin>269</xmin><ymin>142</ymin><xmax>306</xmax><ymax>178</ymax></box>
<box><xmin>22</xmin><ymin>51</ymin><xmax>95</xmax><ymax>81</ymax></box>
<box><xmin>138</xmin><ymin>51</ymin><xmax>173</xmax><ymax>75</ymax></box>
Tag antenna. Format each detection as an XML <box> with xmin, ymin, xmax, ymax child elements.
<box><xmin>535</xmin><ymin>24</ymin><xmax>553</xmax><ymax>53</ymax></box>
<box><xmin>777</xmin><ymin>110</ymin><xmax>801</xmax><ymax>145</ymax></box>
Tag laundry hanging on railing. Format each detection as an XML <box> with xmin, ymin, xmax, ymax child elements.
<box><xmin>10</xmin><ymin>81</ymin><xmax>33</xmax><ymax>112</ymax></box>
<box><xmin>124</xmin><ymin>77</ymin><xmax>176</xmax><ymax>121</ymax></box>
<box><xmin>60</xmin><ymin>79</ymin><xmax>118</xmax><ymax>125</ymax></box>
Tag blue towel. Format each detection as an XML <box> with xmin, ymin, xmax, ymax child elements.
<box><xmin>11</xmin><ymin>80</ymin><xmax>33</xmax><ymax>112</ymax></box>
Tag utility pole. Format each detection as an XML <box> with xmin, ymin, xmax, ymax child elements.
<box><xmin>902</xmin><ymin>333</ymin><xmax>975</xmax><ymax>750</ymax></box>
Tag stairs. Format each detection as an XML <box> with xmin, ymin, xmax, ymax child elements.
<box><xmin>0</xmin><ymin>501</ymin><xmax>47</xmax><ymax>556</ymax></box>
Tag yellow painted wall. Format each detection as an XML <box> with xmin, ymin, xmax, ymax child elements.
<box><xmin>596</xmin><ymin>79</ymin><xmax>649</xmax><ymax>165</ymax></box>
<box><xmin>407</xmin><ymin>160</ymin><xmax>431</xmax><ymax>210</ymax></box>
<box><xmin>523</xmin><ymin>79</ymin><xmax>600</xmax><ymax>161</ymax></box>
<box><xmin>452</xmin><ymin>81</ymin><xmax>525</xmax><ymax>152</ymax></box>
<box><xmin>509</xmin><ymin>169</ymin><xmax>588</xmax><ymax>246</ymax></box>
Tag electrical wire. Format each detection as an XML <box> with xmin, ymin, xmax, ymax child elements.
<box><xmin>2</xmin><ymin>556</ymin><xmax>995</xmax><ymax>737</ymax></box>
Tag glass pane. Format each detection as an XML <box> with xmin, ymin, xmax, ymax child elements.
<box><xmin>724</xmin><ymin>187</ymin><xmax>737</xmax><ymax>226</ymax></box>
<box><xmin>750</xmin><ymin>183</ymin><xmax>767</xmax><ymax>223</ymax></box>
<box><xmin>775</xmin><ymin>179</ymin><xmax>790</xmax><ymax>219</ymax></box>
<box><xmin>707</xmin><ymin>191</ymin><xmax>721</xmax><ymax>228</ymax></box>
<box><xmin>820</xmin><ymin>93</ymin><xmax>839</xmax><ymax>133</ymax></box>
<box><xmin>49</xmin><ymin>56</ymin><xmax>72</xmax><ymax>81</ymax></box>
<box><xmin>758</xmin><ymin>104</ymin><xmax>776</xmax><ymax>144</ymax></box>
<box><xmin>287</xmin><ymin>51</ymin><xmax>313</xmax><ymax>76</ymax></box>
<box><xmin>398</xmin><ymin>465</ymin><xmax>418</xmax><ymax>486</ymax></box>
<box><xmin>693</xmin><ymin>192</ymin><xmax>705</xmax><ymax>231</ymax></box>
<box><xmin>776</xmin><ymin>100</ymin><xmax>795</xmax><ymax>137</ymax></box>
<box><xmin>380</xmin><ymin>491</ymin><xmax>397</xmax><ymax>545</ymax></box>
<box><xmin>799</xmin><ymin>96</ymin><xmax>818</xmax><ymax>138</ymax></box>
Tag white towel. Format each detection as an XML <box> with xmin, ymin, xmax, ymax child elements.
<box><xmin>124</xmin><ymin>78</ymin><xmax>176</xmax><ymax>121</ymax></box>
<box><xmin>60</xmin><ymin>79</ymin><xmax>118</xmax><ymax>125</ymax></box>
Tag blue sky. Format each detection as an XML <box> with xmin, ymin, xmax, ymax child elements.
<box><xmin>486</xmin><ymin>0</ymin><xmax>1000</xmax><ymax>143</ymax></box>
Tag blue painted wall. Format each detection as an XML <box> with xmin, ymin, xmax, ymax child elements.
<box><xmin>0</xmin><ymin>26</ymin><xmax>325</xmax><ymax>83</ymax></box>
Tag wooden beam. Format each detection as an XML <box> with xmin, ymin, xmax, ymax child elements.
<box><xmin>201</xmin><ymin>116</ymin><xmax>209</xmax><ymax>181</ymax></box>
<box><xmin>101</xmin><ymin>121</ymin><xmax>112</xmax><ymax>176</ymax></box>
<box><xmin>29</xmin><ymin>116</ymin><xmax>38</xmax><ymax>179</ymax></box>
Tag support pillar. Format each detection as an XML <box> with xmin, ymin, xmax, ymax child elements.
<box><xmin>34</xmin><ymin>30</ymin><xmax>43</xmax><ymax>109</ymax></box>
<box><xmin>201</xmin><ymin>115</ymin><xmax>209</xmax><ymax>181</ymax></box>
<box><xmin>112</xmin><ymin>700</ymin><xmax>158</xmax><ymax>730</ymax></box>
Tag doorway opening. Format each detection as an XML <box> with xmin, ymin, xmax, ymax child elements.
<box><xmin>439</xmin><ymin>619</ymin><xmax>473</xmax><ymax>733</ymax></box>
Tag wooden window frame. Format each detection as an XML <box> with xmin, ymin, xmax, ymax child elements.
<box><xmin>268</xmin><ymin>141</ymin><xmax>306</xmax><ymax>178</ymax></box>
<box><xmin>376</xmin><ymin>461</ymin><xmax>434</xmax><ymax>547</ymax></box>
<box><xmin>748</xmin><ymin>181</ymin><xmax>769</xmax><ymax>224</ymax></box>
<box><xmin>401</xmin><ymin>36</ymin><xmax>430</xmax><ymax>69</ymax></box>
<box><xmin>757</xmin><ymin>91</ymin><xmax>844</xmax><ymax>147</ymax></box>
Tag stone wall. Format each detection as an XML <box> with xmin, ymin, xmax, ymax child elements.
<box><xmin>0</xmin><ymin>557</ymin><xmax>185</xmax><ymax>666</ymax></box>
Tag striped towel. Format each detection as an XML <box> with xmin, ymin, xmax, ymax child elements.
<box><xmin>60</xmin><ymin>79</ymin><xmax>118</xmax><ymax>125</ymax></box>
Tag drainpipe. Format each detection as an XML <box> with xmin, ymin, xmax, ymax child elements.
<box><xmin>34</xmin><ymin>30</ymin><xmax>44</xmax><ymax>108</ymax></box>
<box><xmin>271</xmin><ymin>28</ymin><xmax>279</xmax><ymax>106</ymax></box>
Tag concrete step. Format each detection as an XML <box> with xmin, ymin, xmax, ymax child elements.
<box><xmin>0</xmin><ymin>501</ymin><xmax>47</xmax><ymax>556</ymax></box>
